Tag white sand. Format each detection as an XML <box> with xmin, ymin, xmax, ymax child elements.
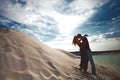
<box><xmin>0</xmin><ymin>29</ymin><xmax>120</xmax><ymax>80</ymax></box>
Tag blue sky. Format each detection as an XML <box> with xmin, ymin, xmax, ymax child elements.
<box><xmin>0</xmin><ymin>0</ymin><xmax>120</xmax><ymax>51</ymax></box>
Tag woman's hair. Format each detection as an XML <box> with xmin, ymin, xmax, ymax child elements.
<box><xmin>72</xmin><ymin>36</ymin><xmax>78</xmax><ymax>46</ymax></box>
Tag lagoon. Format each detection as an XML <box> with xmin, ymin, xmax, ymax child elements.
<box><xmin>93</xmin><ymin>54</ymin><xmax>120</xmax><ymax>70</ymax></box>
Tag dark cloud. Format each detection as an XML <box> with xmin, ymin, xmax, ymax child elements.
<box><xmin>65</xmin><ymin>0</ymin><xmax>74</xmax><ymax>4</ymax></box>
<box><xmin>9</xmin><ymin>0</ymin><xmax>27</xmax><ymax>7</ymax></box>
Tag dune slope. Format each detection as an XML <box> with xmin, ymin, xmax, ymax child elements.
<box><xmin>0</xmin><ymin>29</ymin><xmax>76</xmax><ymax>80</ymax></box>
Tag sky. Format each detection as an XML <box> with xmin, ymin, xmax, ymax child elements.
<box><xmin>0</xmin><ymin>0</ymin><xmax>120</xmax><ymax>51</ymax></box>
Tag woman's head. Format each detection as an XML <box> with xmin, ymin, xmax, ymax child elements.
<box><xmin>72</xmin><ymin>36</ymin><xmax>79</xmax><ymax>46</ymax></box>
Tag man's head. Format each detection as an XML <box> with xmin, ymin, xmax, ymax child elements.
<box><xmin>77</xmin><ymin>34</ymin><xmax>82</xmax><ymax>38</ymax></box>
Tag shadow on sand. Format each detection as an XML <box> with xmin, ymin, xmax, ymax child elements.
<box><xmin>72</xmin><ymin>66</ymin><xmax>103</xmax><ymax>80</ymax></box>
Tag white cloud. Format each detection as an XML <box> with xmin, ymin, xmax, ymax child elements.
<box><xmin>45</xmin><ymin>33</ymin><xmax>78</xmax><ymax>51</ymax></box>
<box><xmin>90</xmin><ymin>38</ymin><xmax>120</xmax><ymax>51</ymax></box>
<box><xmin>88</xmin><ymin>34</ymin><xmax>106</xmax><ymax>42</ymax></box>
<box><xmin>87</xmin><ymin>32</ymin><xmax>120</xmax><ymax>51</ymax></box>
<box><xmin>56</xmin><ymin>0</ymin><xmax>108</xmax><ymax>15</ymax></box>
<box><xmin>88</xmin><ymin>31</ymin><xmax>120</xmax><ymax>43</ymax></box>
<box><xmin>0</xmin><ymin>0</ymin><xmax>28</xmax><ymax>23</ymax></box>
<box><xmin>51</xmin><ymin>10</ymin><xmax>95</xmax><ymax>34</ymax></box>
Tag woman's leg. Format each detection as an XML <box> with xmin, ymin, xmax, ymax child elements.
<box><xmin>82</xmin><ymin>52</ymin><xmax>89</xmax><ymax>73</ymax></box>
<box><xmin>83</xmin><ymin>58</ymin><xmax>89</xmax><ymax>73</ymax></box>
<box><xmin>80</xmin><ymin>56</ymin><xmax>83</xmax><ymax>71</ymax></box>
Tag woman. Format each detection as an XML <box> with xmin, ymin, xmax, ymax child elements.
<box><xmin>72</xmin><ymin>35</ymin><xmax>89</xmax><ymax>74</ymax></box>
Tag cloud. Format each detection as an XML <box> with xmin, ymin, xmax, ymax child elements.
<box><xmin>51</xmin><ymin>11</ymin><xmax>95</xmax><ymax>33</ymax></box>
<box><xmin>45</xmin><ymin>33</ymin><xmax>79</xmax><ymax>51</ymax></box>
<box><xmin>0</xmin><ymin>0</ymin><xmax>61</xmax><ymax>40</ymax></box>
<box><xmin>0</xmin><ymin>0</ymin><xmax>28</xmax><ymax>24</ymax></box>
<box><xmin>88</xmin><ymin>30</ymin><xmax>120</xmax><ymax>43</ymax></box>
<box><xmin>82</xmin><ymin>32</ymin><xmax>120</xmax><ymax>51</ymax></box>
<box><xmin>90</xmin><ymin>38</ymin><xmax>120</xmax><ymax>51</ymax></box>
<box><xmin>55</xmin><ymin>0</ymin><xmax>108</xmax><ymax>15</ymax></box>
<box><xmin>8</xmin><ymin>0</ymin><xmax>27</xmax><ymax>7</ymax></box>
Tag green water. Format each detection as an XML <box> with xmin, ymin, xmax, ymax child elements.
<box><xmin>93</xmin><ymin>54</ymin><xmax>120</xmax><ymax>70</ymax></box>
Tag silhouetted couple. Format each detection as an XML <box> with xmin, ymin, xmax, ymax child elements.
<box><xmin>72</xmin><ymin>34</ymin><xmax>96</xmax><ymax>74</ymax></box>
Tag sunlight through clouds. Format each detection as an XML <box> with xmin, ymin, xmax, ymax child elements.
<box><xmin>51</xmin><ymin>10</ymin><xmax>95</xmax><ymax>34</ymax></box>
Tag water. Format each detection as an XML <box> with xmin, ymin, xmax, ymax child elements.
<box><xmin>93</xmin><ymin>54</ymin><xmax>120</xmax><ymax>70</ymax></box>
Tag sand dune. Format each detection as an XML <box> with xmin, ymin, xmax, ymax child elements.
<box><xmin>0</xmin><ymin>28</ymin><xmax>120</xmax><ymax>80</ymax></box>
<box><xmin>0</xmin><ymin>29</ymin><xmax>76</xmax><ymax>80</ymax></box>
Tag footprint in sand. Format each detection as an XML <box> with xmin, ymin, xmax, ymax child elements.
<box><xmin>47</xmin><ymin>61</ymin><xmax>61</xmax><ymax>77</ymax></box>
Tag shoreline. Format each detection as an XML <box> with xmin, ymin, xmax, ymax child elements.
<box><xmin>70</xmin><ymin>50</ymin><xmax>120</xmax><ymax>56</ymax></box>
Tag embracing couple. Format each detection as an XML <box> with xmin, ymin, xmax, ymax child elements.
<box><xmin>72</xmin><ymin>34</ymin><xmax>96</xmax><ymax>74</ymax></box>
